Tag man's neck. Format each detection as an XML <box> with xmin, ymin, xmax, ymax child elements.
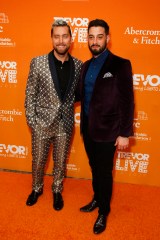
<box><xmin>93</xmin><ymin>49</ymin><xmax>107</xmax><ymax>58</ymax></box>
<box><xmin>53</xmin><ymin>51</ymin><xmax>69</xmax><ymax>63</ymax></box>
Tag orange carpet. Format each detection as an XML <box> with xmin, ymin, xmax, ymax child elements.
<box><xmin>0</xmin><ymin>171</ymin><xmax>160</xmax><ymax>240</ymax></box>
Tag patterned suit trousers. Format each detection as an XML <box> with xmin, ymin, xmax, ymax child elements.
<box><xmin>31</xmin><ymin>120</ymin><xmax>72</xmax><ymax>193</ymax></box>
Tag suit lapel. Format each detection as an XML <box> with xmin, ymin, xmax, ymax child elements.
<box><xmin>62</xmin><ymin>55</ymin><xmax>75</xmax><ymax>102</ymax></box>
<box><xmin>97</xmin><ymin>51</ymin><xmax>113</xmax><ymax>77</ymax></box>
<box><xmin>48</xmin><ymin>51</ymin><xmax>62</xmax><ymax>100</ymax></box>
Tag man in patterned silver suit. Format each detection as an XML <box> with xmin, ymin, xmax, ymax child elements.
<box><xmin>25</xmin><ymin>19</ymin><xmax>83</xmax><ymax>210</ymax></box>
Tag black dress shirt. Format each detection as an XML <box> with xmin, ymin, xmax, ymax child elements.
<box><xmin>53</xmin><ymin>54</ymin><xmax>70</xmax><ymax>100</ymax></box>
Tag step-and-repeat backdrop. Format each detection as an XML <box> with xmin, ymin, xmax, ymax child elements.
<box><xmin>1</xmin><ymin>0</ymin><xmax>160</xmax><ymax>186</ymax></box>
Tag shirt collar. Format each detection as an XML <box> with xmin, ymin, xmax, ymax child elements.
<box><xmin>53</xmin><ymin>50</ymin><xmax>70</xmax><ymax>64</ymax></box>
<box><xmin>92</xmin><ymin>49</ymin><xmax>109</xmax><ymax>64</ymax></box>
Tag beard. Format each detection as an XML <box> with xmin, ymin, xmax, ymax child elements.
<box><xmin>88</xmin><ymin>43</ymin><xmax>106</xmax><ymax>56</ymax></box>
<box><xmin>54</xmin><ymin>44</ymin><xmax>70</xmax><ymax>55</ymax></box>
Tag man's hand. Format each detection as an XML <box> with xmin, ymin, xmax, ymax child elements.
<box><xmin>115</xmin><ymin>136</ymin><xmax>129</xmax><ymax>150</ymax></box>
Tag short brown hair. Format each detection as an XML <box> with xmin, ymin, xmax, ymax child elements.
<box><xmin>51</xmin><ymin>19</ymin><xmax>72</xmax><ymax>37</ymax></box>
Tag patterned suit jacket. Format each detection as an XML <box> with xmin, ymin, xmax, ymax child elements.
<box><xmin>25</xmin><ymin>51</ymin><xmax>83</xmax><ymax>135</ymax></box>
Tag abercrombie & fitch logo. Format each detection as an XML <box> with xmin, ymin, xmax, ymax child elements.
<box><xmin>124</xmin><ymin>27</ymin><xmax>160</xmax><ymax>45</ymax></box>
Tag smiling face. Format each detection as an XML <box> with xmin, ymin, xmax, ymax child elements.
<box><xmin>88</xmin><ymin>26</ymin><xmax>110</xmax><ymax>57</ymax></box>
<box><xmin>51</xmin><ymin>26</ymin><xmax>72</xmax><ymax>56</ymax></box>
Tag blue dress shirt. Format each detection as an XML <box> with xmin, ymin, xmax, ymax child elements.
<box><xmin>84</xmin><ymin>49</ymin><xmax>109</xmax><ymax>115</ymax></box>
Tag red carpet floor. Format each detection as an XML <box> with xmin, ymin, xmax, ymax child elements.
<box><xmin>0</xmin><ymin>171</ymin><xmax>160</xmax><ymax>240</ymax></box>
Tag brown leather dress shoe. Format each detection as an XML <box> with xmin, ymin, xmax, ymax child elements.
<box><xmin>53</xmin><ymin>192</ymin><xmax>64</xmax><ymax>211</ymax></box>
<box><xmin>26</xmin><ymin>190</ymin><xmax>43</xmax><ymax>206</ymax></box>
<box><xmin>93</xmin><ymin>214</ymin><xmax>107</xmax><ymax>234</ymax></box>
<box><xmin>80</xmin><ymin>199</ymin><xmax>98</xmax><ymax>212</ymax></box>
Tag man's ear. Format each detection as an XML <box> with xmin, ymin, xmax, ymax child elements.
<box><xmin>107</xmin><ymin>35</ymin><xmax>110</xmax><ymax>43</ymax></box>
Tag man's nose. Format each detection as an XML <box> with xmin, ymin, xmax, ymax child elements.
<box><xmin>59</xmin><ymin>36</ymin><xmax>63</xmax><ymax>43</ymax></box>
<box><xmin>93</xmin><ymin>37</ymin><xmax>98</xmax><ymax>44</ymax></box>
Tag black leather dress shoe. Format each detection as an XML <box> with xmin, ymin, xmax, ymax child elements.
<box><xmin>80</xmin><ymin>199</ymin><xmax>98</xmax><ymax>212</ymax></box>
<box><xmin>93</xmin><ymin>214</ymin><xmax>107</xmax><ymax>234</ymax></box>
<box><xmin>53</xmin><ymin>192</ymin><xmax>64</xmax><ymax>211</ymax></box>
<box><xmin>26</xmin><ymin>190</ymin><xmax>43</xmax><ymax>206</ymax></box>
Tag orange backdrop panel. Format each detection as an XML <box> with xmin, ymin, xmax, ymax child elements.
<box><xmin>0</xmin><ymin>0</ymin><xmax>160</xmax><ymax>186</ymax></box>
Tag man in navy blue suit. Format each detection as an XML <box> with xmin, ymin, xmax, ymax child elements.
<box><xmin>79</xmin><ymin>19</ymin><xmax>134</xmax><ymax>234</ymax></box>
